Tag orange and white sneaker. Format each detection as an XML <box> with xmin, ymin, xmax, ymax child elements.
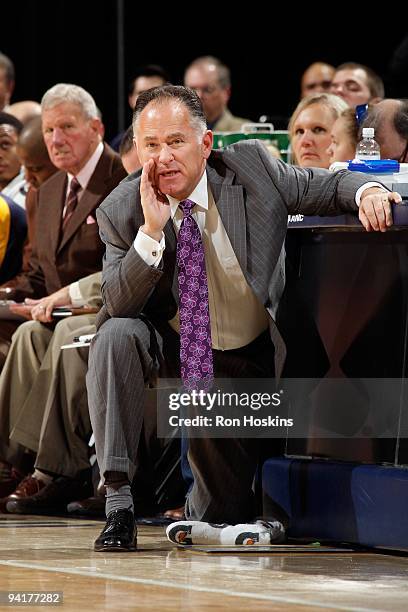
<box><xmin>166</xmin><ymin>519</ymin><xmax>285</xmax><ymax>546</ymax></box>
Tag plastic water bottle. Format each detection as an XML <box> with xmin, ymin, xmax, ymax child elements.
<box><xmin>355</xmin><ymin>127</ymin><xmax>381</xmax><ymax>160</ymax></box>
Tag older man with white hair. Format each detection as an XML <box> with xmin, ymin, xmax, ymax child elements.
<box><xmin>0</xmin><ymin>83</ymin><xmax>126</xmax><ymax>502</ymax></box>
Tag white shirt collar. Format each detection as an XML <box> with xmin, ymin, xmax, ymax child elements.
<box><xmin>67</xmin><ymin>141</ymin><xmax>104</xmax><ymax>190</ymax></box>
<box><xmin>167</xmin><ymin>168</ymin><xmax>208</xmax><ymax>219</ymax></box>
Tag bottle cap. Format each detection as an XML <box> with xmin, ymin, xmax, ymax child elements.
<box><xmin>362</xmin><ymin>127</ymin><xmax>375</xmax><ymax>138</ymax></box>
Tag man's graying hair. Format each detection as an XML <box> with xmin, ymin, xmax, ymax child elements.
<box><xmin>394</xmin><ymin>100</ymin><xmax>408</xmax><ymax>139</ymax></box>
<box><xmin>361</xmin><ymin>99</ymin><xmax>408</xmax><ymax>139</ymax></box>
<box><xmin>41</xmin><ymin>83</ymin><xmax>99</xmax><ymax>120</ymax></box>
<box><xmin>185</xmin><ymin>56</ymin><xmax>231</xmax><ymax>89</ymax></box>
<box><xmin>133</xmin><ymin>85</ymin><xmax>207</xmax><ymax>136</ymax></box>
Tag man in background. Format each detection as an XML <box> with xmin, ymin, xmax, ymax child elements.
<box><xmin>0</xmin><ymin>112</ymin><xmax>26</xmax><ymax>208</ymax></box>
<box><xmin>0</xmin><ymin>53</ymin><xmax>14</xmax><ymax>112</ymax></box>
<box><xmin>1</xmin><ymin>116</ymin><xmax>58</xmax><ymax>287</ymax></box>
<box><xmin>184</xmin><ymin>56</ymin><xmax>250</xmax><ymax>131</ymax></box>
<box><xmin>17</xmin><ymin>116</ymin><xmax>57</xmax><ymax>190</ymax></box>
<box><xmin>8</xmin><ymin>101</ymin><xmax>41</xmax><ymax>125</ymax></box>
<box><xmin>331</xmin><ymin>62</ymin><xmax>384</xmax><ymax>108</ymax></box>
<box><xmin>361</xmin><ymin>98</ymin><xmax>408</xmax><ymax>162</ymax></box>
<box><xmin>119</xmin><ymin>125</ymin><xmax>141</xmax><ymax>174</ymax></box>
<box><xmin>110</xmin><ymin>65</ymin><xmax>169</xmax><ymax>151</ymax></box>
<box><xmin>301</xmin><ymin>62</ymin><xmax>335</xmax><ymax>98</ymax></box>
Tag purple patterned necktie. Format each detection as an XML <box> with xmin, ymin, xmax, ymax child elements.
<box><xmin>176</xmin><ymin>199</ymin><xmax>213</xmax><ymax>390</ymax></box>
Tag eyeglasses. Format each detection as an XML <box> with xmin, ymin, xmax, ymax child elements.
<box><xmin>190</xmin><ymin>85</ymin><xmax>220</xmax><ymax>96</ymax></box>
<box><xmin>305</xmin><ymin>80</ymin><xmax>332</xmax><ymax>91</ymax></box>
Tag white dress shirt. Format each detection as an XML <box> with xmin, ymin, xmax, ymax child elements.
<box><xmin>64</xmin><ymin>141</ymin><xmax>104</xmax><ymax>213</ymax></box>
<box><xmin>135</xmin><ymin>170</ymin><xmax>269</xmax><ymax>350</ymax></box>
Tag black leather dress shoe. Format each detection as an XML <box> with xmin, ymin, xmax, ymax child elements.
<box><xmin>94</xmin><ymin>509</ymin><xmax>137</xmax><ymax>552</ymax></box>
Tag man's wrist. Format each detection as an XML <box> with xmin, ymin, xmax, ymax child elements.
<box><xmin>69</xmin><ymin>282</ymin><xmax>86</xmax><ymax>307</ymax></box>
<box><xmin>140</xmin><ymin>224</ymin><xmax>163</xmax><ymax>242</ymax></box>
<box><xmin>361</xmin><ymin>186</ymin><xmax>387</xmax><ymax>199</ymax></box>
<box><xmin>355</xmin><ymin>182</ymin><xmax>388</xmax><ymax>206</ymax></box>
<box><xmin>134</xmin><ymin>229</ymin><xmax>165</xmax><ymax>268</ymax></box>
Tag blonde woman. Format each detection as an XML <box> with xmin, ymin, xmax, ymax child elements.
<box><xmin>289</xmin><ymin>93</ymin><xmax>348</xmax><ymax>168</ymax></box>
<box><xmin>327</xmin><ymin>106</ymin><xmax>375</xmax><ymax>164</ymax></box>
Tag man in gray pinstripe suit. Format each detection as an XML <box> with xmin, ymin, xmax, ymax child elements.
<box><xmin>87</xmin><ymin>85</ymin><xmax>401</xmax><ymax>551</ymax></box>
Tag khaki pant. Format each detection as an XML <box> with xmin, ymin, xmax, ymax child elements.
<box><xmin>0</xmin><ymin>315</ymin><xmax>95</xmax><ymax>476</ymax></box>
<box><xmin>0</xmin><ymin>321</ymin><xmax>21</xmax><ymax>371</ymax></box>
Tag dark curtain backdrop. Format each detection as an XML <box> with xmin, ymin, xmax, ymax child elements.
<box><xmin>2</xmin><ymin>2</ymin><xmax>408</xmax><ymax>140</ymax></box>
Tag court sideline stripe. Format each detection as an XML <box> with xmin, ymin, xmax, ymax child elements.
<box><xmin>0</xmin><ymin>559</ymin><xmax>373</xmax><ymax>611</ymax></box>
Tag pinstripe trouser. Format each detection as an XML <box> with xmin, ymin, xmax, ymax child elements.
<box><xmin>86</xmin><ymin>317</ymin><xmax>277</xmax><ymax>523</ymax></box>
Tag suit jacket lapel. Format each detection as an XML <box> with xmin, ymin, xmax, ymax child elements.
<box><xmin>207</xmin><ymin>164</ymin><xmax>247</xmax><ymax>276</ymax></box>
<box><xmin>39</xmin><ymin>171</ymin><xmax>66</xmax><ymax>258</ymax></box>
<box><xmin>58</xmin><ymin>146</ymin><xmax>112</xmax><ymax>252</ymax></box>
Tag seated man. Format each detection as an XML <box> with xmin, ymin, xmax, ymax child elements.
<box><xmin>361</xmin><ymin>98</ymin><xmax>408</xmax><ymax>162</ymax></box>
<box><xmin>331</xmin><ymin>62</ymin><xmax>384</xmax><ymax>108</ymax></box>
<box><xmin>300</xmin><ymin>62</ymin><xmax>335</xmax><ymax>98</ymax></box>
<box><xmin>0</xmin><ymin>112</ymin><xmax>26</xmax><ymax>208</ymax></box>
<box><xmin>0</xmin><ymin>270</ymin><xmax>186</xmax><ymax>515</ymax></box>
<box><xmin>3</xmin><ymin>115</ymin><xmax>58</xmax><ymax>286</ymax></box>
<box><xmin>17</xmin><ymin>115</ymin><xmax>58</xmax><ymax>193</ymax></box>
<box><xmin>0</xmin><ymin>193</ymin><xmax>27</xmax><ymax>284</ymax></box>
<box><xmin>0</xmin><ymin>52</ymin><xmax>14</xmax><ymax>114</ymax></box>
<box><xmin>0</xmin><ymin>83</ymin><xmax>126</xmax><ymax>494</ymax></box>
<box><xmin>119</xmin><ymin>126</ymin><xmax>142</xmax><ymax>175</ymax></box>
<box><xmin>86</xmin><ymin>85</ymin><xmax>400</xmax><ymax>552</ymax></box>
<box><xmin>110</xmin><ymin>65</ymin><xmax>170</xmax><ymax>152</ymax></box>
<box><xmin>184</xmin><ymin>56</ymin><xmax>250</xmax><ymax>131</ymax></box>
<box><xmin>8</xmin><ymin>101</ymin><xmax>41</xmax><ymax>125</ymax></box>
<box><xmin>0</xmin><ymin>273</ymin><xmax>101</xmax><ymax>510</ymax></box>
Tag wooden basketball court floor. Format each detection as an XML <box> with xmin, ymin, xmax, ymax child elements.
<box><xmin>0</xmin><ymin>515</ymin><xmax>408</xmax><ymax>611</ymax></box>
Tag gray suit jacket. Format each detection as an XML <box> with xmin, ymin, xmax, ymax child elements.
<box><xmin>95</xmin><ymin>140</ymin><xmax>371</xmax><ymax>378</ymax></box>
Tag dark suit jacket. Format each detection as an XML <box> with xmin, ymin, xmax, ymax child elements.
<box><xmin>12</xmin><ymin>144</ymin><xmax>126</xmax><ymax>300</ymax></box>
<box><xmin>95</xmin><ymin>140</ymin><xmax>373</xmax><ymax>378</ymax></box>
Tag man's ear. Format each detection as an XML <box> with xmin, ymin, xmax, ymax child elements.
<box><xmin>222</xmin><ymin>86</ymin><xmax>231</xmax><ymax>105</ymax></box>
<box><xmin>90</xmin><ymin>118</ymin><xmax>104</xmax><ymax>140</ymax></box>
<box><xmin>202</xmin><ymin>130</ymin><xmax>213</xmax><ymax>159</ymax></box>
<box><xmin>8</xmin><ymin>80</ymin><xmax>15</xmax><ymax>100</ymax></box>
